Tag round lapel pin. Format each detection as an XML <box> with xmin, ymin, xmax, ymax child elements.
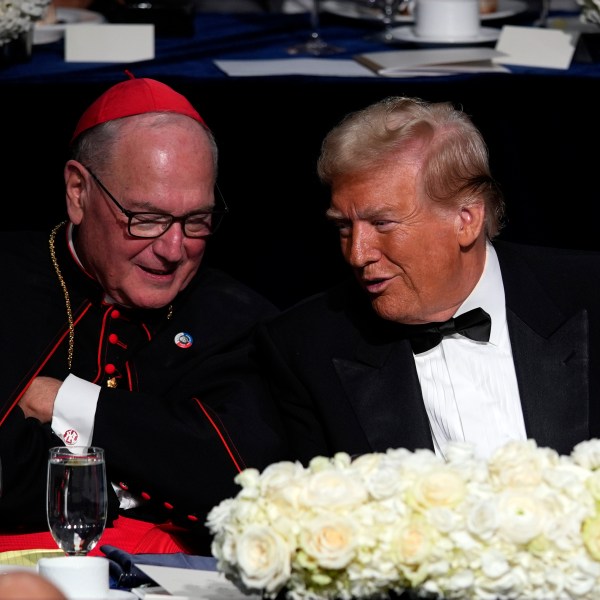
<box><xmin>174</xmin><ymin>332</ymin><xmax>193</xmax><ymax>348</ymax></box>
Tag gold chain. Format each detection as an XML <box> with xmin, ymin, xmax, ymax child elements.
<box><xmin>48</xmin><ymin>222</ymin><xmax>174</xmax><ymax>375</ymax></box>
<box><xmin>49</xmin><ymin>221</ymin><xmax>74</xmax><ymax>371</ymax></box>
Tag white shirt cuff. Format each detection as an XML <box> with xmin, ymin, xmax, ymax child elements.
<box><xmin>51</xmin><ymin>374</ymin><xmax>100</xmax><ymax>447</ymax></box>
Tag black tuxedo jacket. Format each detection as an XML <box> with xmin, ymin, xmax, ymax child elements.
<box><xmin>255</xmin><ymin>241</ymin><xmax>600</xmax><ymax>465</ymax></box>
<box><xmin>0</xmin><ymin>225</ymin><xmax>288</xmax><ymax>552</ymax></box>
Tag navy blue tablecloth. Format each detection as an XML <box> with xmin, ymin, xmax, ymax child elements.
<box><xmin>1</xmin><ymin>9</ymin><xmax>598</xmax><ymax>84</ymax></box>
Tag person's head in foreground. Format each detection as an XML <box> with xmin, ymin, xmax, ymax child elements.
<box><xmin>0</xmin><ymin>571</ymin><xmax>66</xmax><ymax>600</ymax></box>
<box><xmin>318</xmin><ymin>96</ymin><xmax>504</xmax><ymax>326</ymax></box>
<box><xmin>66</xmin><ymin>74</ymin><xmax>226</xmax><ymax>311</ymax></box>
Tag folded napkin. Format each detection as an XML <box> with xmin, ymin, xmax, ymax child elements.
<box><xmin>0</xmin><ymin>549</ymin><xmax>64</xmax><ymax>568</ymax></box>
<box><xmin>101</xmin><ymin>545</ymin><xmax>217</xmax><ymax>589</ymax></box>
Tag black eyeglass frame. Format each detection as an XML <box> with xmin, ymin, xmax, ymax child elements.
<box><xmin>83</xmin><ymin>165</ymin><xmax>229</xmax><ymax>239</ymax></box>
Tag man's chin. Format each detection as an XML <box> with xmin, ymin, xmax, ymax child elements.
<box><xmin>371</xmin><ymin>298</ymin><xmax>392</xmax><ymax>321</ymax></box>
<box><xmin>370</xmin><ymin>298</ymin><xmax>405</xmax><ymax>324</ymax></box>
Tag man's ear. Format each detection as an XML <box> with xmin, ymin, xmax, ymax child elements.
<box><xmin>64</xmin><ymin>161</ymin><xmax>87</xmax><ymax>225</ymax></box>
<box><xmin>456</xmin><ymin>202</ymin><xmax>486</xmax><ymax>248</ymax></box>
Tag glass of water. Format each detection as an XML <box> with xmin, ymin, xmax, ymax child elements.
<box><xmin>47</xmin><ymin>446</ymin><xmax>107</xmax><ymax>556</ymax></box>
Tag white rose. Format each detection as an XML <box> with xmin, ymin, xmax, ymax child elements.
<box><xmin>257</xmin><ymin>461</ymin><xmax>308</xmax><ymax>512</ymax></box>
<box><xmin>331</xmin><ymin>452</ymin><xmax>352</xmax><ymax>469</ymax></box>
<box><xmin>384</xmin><ymin>447</ymin><xmax>415</xmax><ymax>466</ymax></box>
<box><xmin>234</xmin><ymin>468</ymin><xmax>262</xmax><ymax>502</ymax></box>
<box><xmin>231</xmin><ymin>496</ymin><xmax>268</xmax><ymax>526</ymax></box>
<box><xmin>465</xmin><ymin>496</ymin><xmax>498</xmax><ymax>541</ymax></box>
<box><xmin>428</xmin><ymin>506</ymin><xmax>461</xmax><ymax>534</ymax></box>
<box><xmin>214</xmin><ymin>526</ymin><xmax>248</xmax><ymax>568</ymax></box>
<box><xmin>234</xmin><ymin>524</ymin><xmax>291</xmax><ymax>593</ymax></box>
<box><xmin>496</xmin><ymin>490</ymin><xmax>547</xmax><ymax>544</ymax></box>
<box><xmin>572</xmin><ymin>437</ymin><xmax>600</xmax><ymax>468</ymax></box>
<box><xmin>308</xmin><ymin>455</ymin><xmax>337</xmax><ymax>472</ymax></box>
<box><xmin>400</xmin><ymin>448</ymin><xmax>443</xmax><ymax>474</ymax></box>
<box><xmin>408</xmin><ymin>467</ymin><xmax>466</xmax><ymax>510</ymax></box>
<box><xmin>234</xmin><ymin>467</ymin><xmax>260</xmax><ymax>490</ymax></box>
<box><xmin>392</xmin><ymin>518</ymin><xmax>436</xmax><ymax>567</ymax></box>
<box><xmin>352</xmin><ymin>452</ymin><xmax>383</xmax><ymax>474</ymax></box>
<box><xmin>206</xmin><ymin>497</ymin><xmax>235</xmax><ymax>534</ymax></box>
<box><xmin>300</xmin><ymin>468</ymin><xmax>368</xmax><ymax>509</ymax></box>
<box><xmin>351</xmin><ymin>453</ymin><xmax>400</xmax><ymax>499</ymax></box>
<box><xmin>260</xmin><ymin>461</ymin><xmax>305</xmax><ymax>492</ymax></box>
<box><xmin>360</xmin><ymin>465</ymin><xmax>402</xmax><ymax>500</ymax></box>
<box><xmin>489</xmin><ymin>440</ymin><xmax>557</xmax><ymax>489</ymax></box>
<box><xmin>299</xmin><ymin>513</ymin><xmax>357</xmax><ymax>569</ymax></box>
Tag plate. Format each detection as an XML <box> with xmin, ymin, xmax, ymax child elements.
<box><xmin>33</xmin><ymin>7</ymin><xmax>105</xmax><ymax>45</ymax></box>
<box><xmin>321</xmin><ymin>0</ymin><xmax>527</xmax><ymax>23</ymax></box>
<box><xmin>388</xmin><ymin>25</ymin><xmax>501</xmax><ymax>44</ymax></box>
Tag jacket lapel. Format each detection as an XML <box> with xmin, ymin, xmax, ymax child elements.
<box><xmin>499</xmin><ymin>245</ymin><xmax>590</xmax><ymax>454</ymax></box>
<box><xmin>333</xmin><ymin>338</ymin><xmax>434</xmax><ymax>453</ymax></box>
<box><xmin>507</xmin><ymin>307</ymin><xmax>589</xmax><ymax>453</ymax></box>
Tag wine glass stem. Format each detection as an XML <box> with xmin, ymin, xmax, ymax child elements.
<box><xmin>534</xmin><ymin>0</ymin><xmax>550</xmax><ymax>26</ymax></box>
<box><xmin>309</xmin><ymin>0</ymin><xmax>321</xmax><ymax>37</ymax></box>
<box><xmin>380</xmin><ymin>0</ymin><xmax>404</xmax><ymax>41</ymax></box>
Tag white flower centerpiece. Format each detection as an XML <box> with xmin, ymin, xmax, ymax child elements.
<box><xmin>208</xmin><ymin>439</ymin><xmax>600</xmax><ymax>600</ymax></box>
<box><xmin>0</xmin><ymin>0</ymin><xmax>52</xmax><ymax>47</ymax></box>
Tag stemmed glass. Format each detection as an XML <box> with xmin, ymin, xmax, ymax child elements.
<box><xmin>47</xmin><ymin>446</ymin><xmax>108</xmax><ymax>556</ymax></box>
<box><xmin>287</xmin><ymin>0</ymin><xmax>344</xmax><ymax>56</ymax></box>
<box><xmin>366</xmin><ymin>0</ymin><xmax>411</xmax><ymax>42</ymax></box>
<box><xmin>533</xmin><ymin>0</ymin><xmax>550</xmax><ymax>26</ymax></box>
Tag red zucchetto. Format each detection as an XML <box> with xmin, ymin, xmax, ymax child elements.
<box><xmin>71</xmin><ymin>73</ymin><xmax>205</xmax><ymax>144</ymax></box>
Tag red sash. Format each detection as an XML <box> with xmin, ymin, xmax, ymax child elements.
<box><xmin>0</xmin><ymin>517</ymin><xmax>194</xmax><ymax>556</ymax></box>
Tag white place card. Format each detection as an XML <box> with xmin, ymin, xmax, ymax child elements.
<box><xmin>214</xmin><ymin>58</ymin><xmax>376</xmax><ymax>77</ymax></box>
<box><xmin>355</xmin><ymin>48</ymin><xmax>510</xmax><ymax>76</ymax></box>
<box><xmin>65</xmin><ymin>24</ymin><xmax>155</xmax><ymax>63</ymax></box>
<box><xmin>134</xmin><ymin>564</ymin><xmax>260</xmax><ymax>599</ymax></box>
<box><xmin>493</xmin><ymin>25</ymin><xmax>577</xmax><ymax>69</ymax></box>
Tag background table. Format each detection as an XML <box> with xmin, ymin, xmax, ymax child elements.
<box><xmin>2</xmin><ymin>7</ymin><xmax>599</xmax><ymax>308</ymax></box>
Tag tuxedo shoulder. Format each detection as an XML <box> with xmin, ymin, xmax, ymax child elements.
<box><xmin>261</xmin><ymin>278</ymin><xmax>367</xmax><ymax>337</ymax></box>
<box><xmin>186</xmin><ymin>265</ymin><xmax>279</xmax><ymax>316</ymax></box>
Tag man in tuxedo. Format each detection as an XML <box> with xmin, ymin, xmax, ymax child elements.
<box><xmin>254</xmin><ymin>96</ymin><xmax>600</xmax><ymax>465</ymax></box>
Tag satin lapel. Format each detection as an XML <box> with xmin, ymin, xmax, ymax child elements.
<box><xmin>497</xmin><ymin>243</ymin><xmax>590</xmax><ymax>454</ymax></box>
<box><xmin>507</xmin><ymin>309</ymin><xmax>589</xmax><ymax>454</ymax></box>
<box><xmin>332</xmin><ymin>339</ymin><xmax>434</xmax><ymax>453</ymax></box>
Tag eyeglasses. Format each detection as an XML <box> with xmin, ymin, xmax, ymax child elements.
<box><xmin>84</xmin><ymin>166</ymin><xmax>228</xmax><ymax>239</ymax></box>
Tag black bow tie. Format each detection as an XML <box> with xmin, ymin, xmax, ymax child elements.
<box><xmin>403</xmin><ymin>307</ymin><xmax>492</xmax><ymax>354</ymax></box>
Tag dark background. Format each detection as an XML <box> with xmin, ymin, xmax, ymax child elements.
<box><xmin>3</xmin><ymin>64</ymin><xmax>599</xmax><ymax>309</ymax></box>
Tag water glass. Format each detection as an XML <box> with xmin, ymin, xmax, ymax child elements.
<box><xmin>46</xmin><ymin>446</ymin><xmax>107</xmax><ymax>556</ymax></box>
